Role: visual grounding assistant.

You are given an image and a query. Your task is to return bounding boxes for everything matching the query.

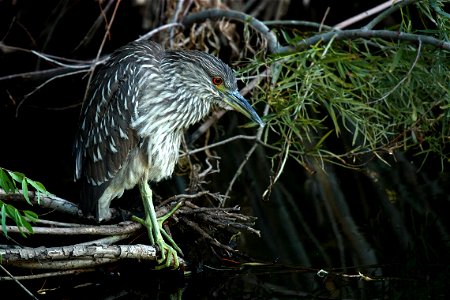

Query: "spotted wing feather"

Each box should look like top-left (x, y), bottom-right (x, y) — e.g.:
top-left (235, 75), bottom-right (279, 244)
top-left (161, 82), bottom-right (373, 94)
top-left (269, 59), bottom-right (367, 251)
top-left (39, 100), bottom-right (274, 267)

top-left (73, 41), bottom-right (163, 218)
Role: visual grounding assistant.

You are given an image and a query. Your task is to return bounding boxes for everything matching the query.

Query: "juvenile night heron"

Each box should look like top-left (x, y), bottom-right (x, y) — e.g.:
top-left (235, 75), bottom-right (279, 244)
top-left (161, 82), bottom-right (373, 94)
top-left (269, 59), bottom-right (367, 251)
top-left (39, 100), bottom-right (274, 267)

top-left (73, 40), bottom-right (264, 268)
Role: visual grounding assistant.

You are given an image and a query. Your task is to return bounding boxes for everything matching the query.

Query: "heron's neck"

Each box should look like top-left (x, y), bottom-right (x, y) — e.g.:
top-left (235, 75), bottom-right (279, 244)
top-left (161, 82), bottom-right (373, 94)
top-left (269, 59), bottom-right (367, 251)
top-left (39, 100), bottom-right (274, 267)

top-left (132, 92), bottom-right (212, 181)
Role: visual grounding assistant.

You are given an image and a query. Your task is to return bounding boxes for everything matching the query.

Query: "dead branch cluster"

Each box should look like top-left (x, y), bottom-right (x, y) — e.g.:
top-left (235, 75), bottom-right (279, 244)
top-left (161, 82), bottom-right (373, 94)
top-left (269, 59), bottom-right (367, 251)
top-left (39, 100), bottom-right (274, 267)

top-left (0, 188), bottom-right (259, 279)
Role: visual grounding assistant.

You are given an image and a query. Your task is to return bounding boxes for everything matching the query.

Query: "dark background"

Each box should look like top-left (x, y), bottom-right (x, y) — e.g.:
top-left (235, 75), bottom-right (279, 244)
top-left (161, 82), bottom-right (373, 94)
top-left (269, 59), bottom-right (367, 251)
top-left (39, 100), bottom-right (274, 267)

top-left (1, 1), bottom-right (449, 299)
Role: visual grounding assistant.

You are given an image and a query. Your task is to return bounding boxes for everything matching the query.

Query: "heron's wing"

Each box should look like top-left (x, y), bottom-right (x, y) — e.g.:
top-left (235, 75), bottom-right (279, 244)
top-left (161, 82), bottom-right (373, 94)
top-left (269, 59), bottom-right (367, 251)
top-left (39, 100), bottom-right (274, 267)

top-left (74, 65), bottom-right (140, 216)
top-left (73, 41), bottom-right (164, 216)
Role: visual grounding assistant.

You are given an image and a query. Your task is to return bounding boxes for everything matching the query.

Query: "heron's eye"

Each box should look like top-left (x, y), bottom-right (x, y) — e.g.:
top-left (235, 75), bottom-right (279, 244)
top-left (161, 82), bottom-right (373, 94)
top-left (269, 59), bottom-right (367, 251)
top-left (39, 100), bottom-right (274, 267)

top-left (212, 77), bottom-right (223, 86)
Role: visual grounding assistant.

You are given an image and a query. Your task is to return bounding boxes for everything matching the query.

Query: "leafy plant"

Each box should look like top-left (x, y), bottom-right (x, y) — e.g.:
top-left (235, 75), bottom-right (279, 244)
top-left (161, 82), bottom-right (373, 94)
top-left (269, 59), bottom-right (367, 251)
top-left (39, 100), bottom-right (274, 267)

top-left (0, 167), bottom-right (48, 237)
top-left (240, 7), bottom-right (450, 177)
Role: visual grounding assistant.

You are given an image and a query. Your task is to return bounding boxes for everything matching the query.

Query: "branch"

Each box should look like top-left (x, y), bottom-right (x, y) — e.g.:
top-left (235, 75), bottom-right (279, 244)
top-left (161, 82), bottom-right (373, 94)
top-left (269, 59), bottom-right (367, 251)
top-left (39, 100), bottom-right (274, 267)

top-left (1, 221), bottom-right (142, 236)
top-left (1, 187), bottom-right (257, 272)
top-left (0, 267), bottom-right (95, 281)
top-left (182, 134), bottom-right (260, 156)
top-left (363, 0), bottom-right (418, 30)
top-left (137, 23), bottom-right (184, 42)
top-left (0, 244), bottom-right (162, 269)
top-left (224, 104), bottom-right (269, 201)
top-left (334, 0), bottom-right (405, 29)
top-left (81, 0), bottom-right (122, 103)
top-left (0, 265), bottom-right (38, 299)
top-left (0, 189), bottom-right (80, 217)
top-left (279, 29), bottom-right (450, 53)
top-left (157, 191), bottom-right (225, 207)
top-left (0, 43), bottom-right (107, 82)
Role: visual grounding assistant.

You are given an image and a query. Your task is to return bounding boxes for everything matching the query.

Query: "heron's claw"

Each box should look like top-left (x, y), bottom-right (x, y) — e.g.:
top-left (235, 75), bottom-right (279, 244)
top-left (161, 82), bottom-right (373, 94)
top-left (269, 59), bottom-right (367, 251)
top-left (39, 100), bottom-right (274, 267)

top-left (155, 238), bottom-right (179, 270)
top-left (131, 215), bottom-right (181, 269)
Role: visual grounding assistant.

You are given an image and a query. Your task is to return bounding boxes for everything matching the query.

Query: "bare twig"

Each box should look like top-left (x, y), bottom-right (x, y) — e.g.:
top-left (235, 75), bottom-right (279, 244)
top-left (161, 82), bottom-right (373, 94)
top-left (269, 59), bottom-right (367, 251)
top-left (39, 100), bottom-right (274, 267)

top-left (335, 0), bottom-right (404, 29)
top-left (0, 265), bottom-right (38, 299)
top-left (364, 0), bottom-right (418, 30)
top-left (82, 0), bottom-right (122, 103)
top-left (0, 42), bottom-right (104, 65)
top-left (182, 134), bottom-right (261, 156)
top-left (0, 268), bottom-right (95, 281)
top-left (137, 23), bottom-right (185, 42)
top-left (75, 234), bottom-right (133, 246)
top-left (157, 190), bottom-right (221, 207)
top-left (262, 129), bottom-right (291, 200)
top-left (1, 221), bottom-right (142, 236)
top-left (30, 51), bottom-right (93, 69)
top-left (15, 69), bottom-right (88, 116)
top-left (224, 104), bottom-right (269, 201)
top-left (319, 7), bottom-right (330, 32)
top-left (72, 0), bottom-right (115, 52)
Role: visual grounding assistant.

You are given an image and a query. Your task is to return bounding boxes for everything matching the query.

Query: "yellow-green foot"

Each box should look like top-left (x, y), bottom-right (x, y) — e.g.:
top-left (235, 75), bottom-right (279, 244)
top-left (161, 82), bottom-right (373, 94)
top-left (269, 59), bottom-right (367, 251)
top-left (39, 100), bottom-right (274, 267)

top-left (155, 236), bottom-right (179, 270)
top-left (133, 181), bottom-right (184, 270)
top-left (132, 212), bottom-right (182, 269)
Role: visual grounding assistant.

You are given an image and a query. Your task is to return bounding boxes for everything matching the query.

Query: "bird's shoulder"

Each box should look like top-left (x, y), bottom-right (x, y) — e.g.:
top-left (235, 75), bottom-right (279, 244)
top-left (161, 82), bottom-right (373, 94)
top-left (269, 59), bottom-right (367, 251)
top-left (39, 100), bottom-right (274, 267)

top-left (109, 40), bottom-right (165, 68)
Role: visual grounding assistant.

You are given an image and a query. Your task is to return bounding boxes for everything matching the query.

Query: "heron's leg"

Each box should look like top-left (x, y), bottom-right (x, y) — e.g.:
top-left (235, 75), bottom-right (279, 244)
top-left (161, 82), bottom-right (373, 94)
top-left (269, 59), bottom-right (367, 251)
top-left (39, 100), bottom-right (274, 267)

top-left (138, 183), bottom-right (183, 254)
top-left (137, 181), bottom-right (180, 269)
top-left (158, 201), bottom-right (183, 255)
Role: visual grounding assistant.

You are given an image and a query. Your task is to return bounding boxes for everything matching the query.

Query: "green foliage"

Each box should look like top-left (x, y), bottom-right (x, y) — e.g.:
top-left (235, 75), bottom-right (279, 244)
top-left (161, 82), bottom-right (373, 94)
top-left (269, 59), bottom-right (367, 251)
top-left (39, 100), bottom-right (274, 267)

top-left (0, 167), bottom-right (47, 237)
top-left (242, 6), bottom-right (450, 173)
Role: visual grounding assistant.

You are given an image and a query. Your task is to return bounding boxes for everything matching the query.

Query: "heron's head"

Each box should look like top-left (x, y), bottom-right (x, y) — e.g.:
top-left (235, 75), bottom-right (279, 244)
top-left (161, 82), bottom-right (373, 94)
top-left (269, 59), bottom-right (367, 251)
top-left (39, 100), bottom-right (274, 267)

top-left (161, 50), bottom-right (264, 127)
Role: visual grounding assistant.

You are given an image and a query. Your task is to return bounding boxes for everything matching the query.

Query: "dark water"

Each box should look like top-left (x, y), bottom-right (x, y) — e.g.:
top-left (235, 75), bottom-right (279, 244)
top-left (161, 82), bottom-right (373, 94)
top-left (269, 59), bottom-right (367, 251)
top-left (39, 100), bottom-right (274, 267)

top-left (5, 261), bottom-right (448, 299)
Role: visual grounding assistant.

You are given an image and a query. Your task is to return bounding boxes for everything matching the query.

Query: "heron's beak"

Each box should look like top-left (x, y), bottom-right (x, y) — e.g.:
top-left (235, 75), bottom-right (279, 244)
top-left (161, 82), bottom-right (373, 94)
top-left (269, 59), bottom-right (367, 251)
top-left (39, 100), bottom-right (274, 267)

top-left (225, 90), bottom-right (265, 127)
